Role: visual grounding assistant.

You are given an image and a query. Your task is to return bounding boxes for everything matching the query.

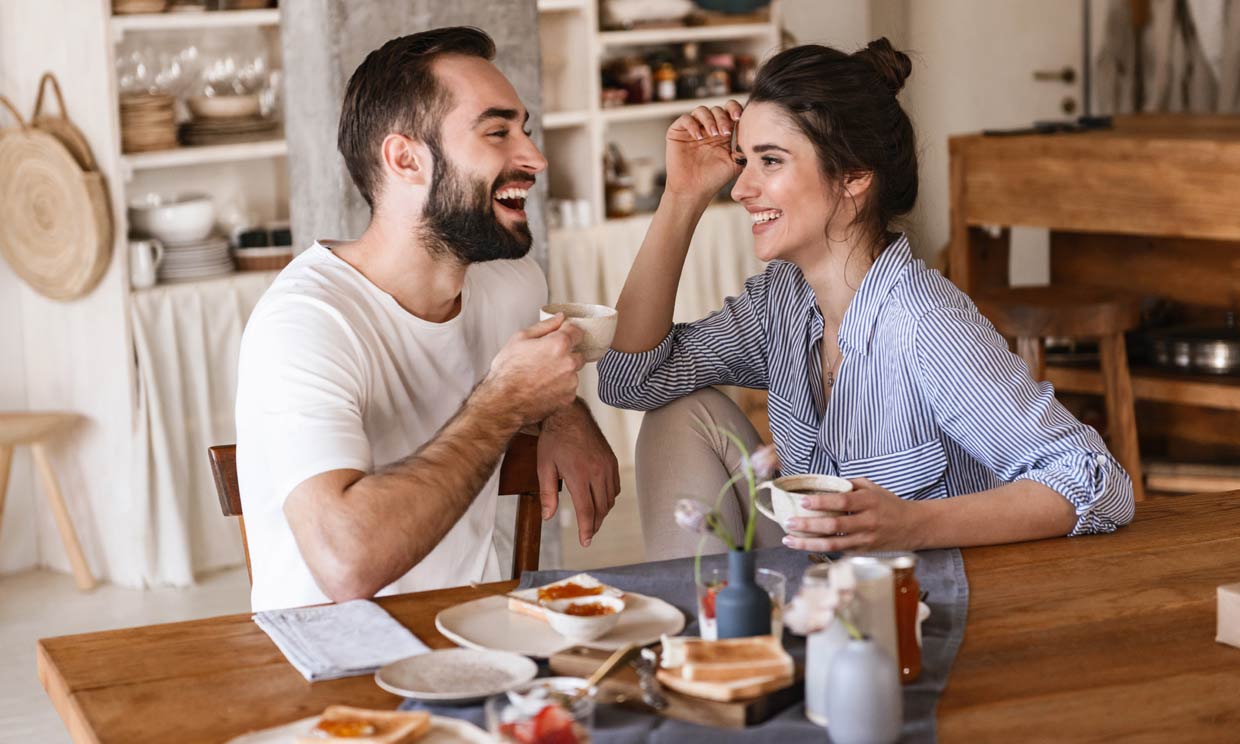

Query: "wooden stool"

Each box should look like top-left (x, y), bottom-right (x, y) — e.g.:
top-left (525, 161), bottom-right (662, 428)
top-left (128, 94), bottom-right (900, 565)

top-left (974, 288), bottom-right (1145, 501)
top-left (0, 412), bottom-right (95, 589)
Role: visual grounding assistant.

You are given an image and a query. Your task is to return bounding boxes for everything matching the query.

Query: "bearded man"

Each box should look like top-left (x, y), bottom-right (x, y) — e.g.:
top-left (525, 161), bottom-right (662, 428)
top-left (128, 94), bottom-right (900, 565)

top-left (234, 27), bottom-right (618, 612)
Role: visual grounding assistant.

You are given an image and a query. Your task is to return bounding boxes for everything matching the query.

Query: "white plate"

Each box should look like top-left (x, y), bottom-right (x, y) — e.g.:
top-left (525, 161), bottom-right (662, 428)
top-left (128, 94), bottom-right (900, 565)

top-left (435, 592), bottom-right (685, 658)
top-left (226, 713), bottom-right (490, 743)
top-left (374, 648), bottom-right (538, 703)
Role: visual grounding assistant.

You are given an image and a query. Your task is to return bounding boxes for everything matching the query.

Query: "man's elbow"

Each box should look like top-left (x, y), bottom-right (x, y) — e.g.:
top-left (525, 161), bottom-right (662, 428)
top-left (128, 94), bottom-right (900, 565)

top-left (306, 544), bottom-right (386, 604)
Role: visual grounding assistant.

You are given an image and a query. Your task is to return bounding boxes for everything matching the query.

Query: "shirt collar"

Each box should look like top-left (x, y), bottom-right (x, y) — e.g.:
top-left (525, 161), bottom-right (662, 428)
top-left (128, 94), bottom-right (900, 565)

top-left (837, 233), bottom-right (913, 356)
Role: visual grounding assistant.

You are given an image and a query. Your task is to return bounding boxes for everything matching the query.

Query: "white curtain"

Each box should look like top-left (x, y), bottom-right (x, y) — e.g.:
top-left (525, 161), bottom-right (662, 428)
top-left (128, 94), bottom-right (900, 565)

top-left (1094, 0), bottom-right (1240, 113)
top-left (129, 272), bottom-right (278, 586)
top-left (547, 202), bottom-right (767, 471)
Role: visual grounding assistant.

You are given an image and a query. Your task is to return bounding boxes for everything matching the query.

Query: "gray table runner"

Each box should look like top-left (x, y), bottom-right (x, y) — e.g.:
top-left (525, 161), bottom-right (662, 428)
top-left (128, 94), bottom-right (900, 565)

top-left (402, 547), bottom-right (968, 743)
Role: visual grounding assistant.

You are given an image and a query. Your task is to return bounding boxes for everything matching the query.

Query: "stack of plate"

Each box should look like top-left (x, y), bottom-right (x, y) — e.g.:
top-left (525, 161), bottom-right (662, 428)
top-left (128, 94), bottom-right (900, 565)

top-left (180, 116), bottom-right (279, 147)
top-left (120, 94), bottom-right (178, 153)
top-left (158, 235), bottom-right (234, 283)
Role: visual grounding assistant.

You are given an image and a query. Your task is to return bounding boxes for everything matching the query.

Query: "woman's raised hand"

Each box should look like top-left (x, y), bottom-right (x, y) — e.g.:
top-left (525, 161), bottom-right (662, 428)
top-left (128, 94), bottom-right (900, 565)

top-left (663, 99), bottom-right (744, 203)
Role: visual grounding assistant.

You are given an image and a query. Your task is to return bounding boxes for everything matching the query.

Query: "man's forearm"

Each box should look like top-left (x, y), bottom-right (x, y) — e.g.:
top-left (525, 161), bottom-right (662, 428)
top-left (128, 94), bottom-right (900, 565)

top-left (329, 383), bottom-right (524, 598)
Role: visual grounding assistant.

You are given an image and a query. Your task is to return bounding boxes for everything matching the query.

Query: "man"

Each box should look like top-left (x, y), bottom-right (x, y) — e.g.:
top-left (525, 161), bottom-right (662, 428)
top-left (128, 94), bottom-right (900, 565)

top-left (235, 27), bottom-right (619, 612)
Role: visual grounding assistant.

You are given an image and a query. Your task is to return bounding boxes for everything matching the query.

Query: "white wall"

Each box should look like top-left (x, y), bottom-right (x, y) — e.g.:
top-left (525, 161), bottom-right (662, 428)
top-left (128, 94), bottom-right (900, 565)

top-left (0, 0), bottom-right (137, 582)
top-left (782, 0), bottom-right (871, 49)
top-left (883, 0), bottom-right (1085, 280)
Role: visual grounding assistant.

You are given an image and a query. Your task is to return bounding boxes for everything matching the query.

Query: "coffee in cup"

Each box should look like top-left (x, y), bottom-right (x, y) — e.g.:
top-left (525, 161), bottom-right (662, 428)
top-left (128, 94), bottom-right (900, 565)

top-left (756, 474), bottom-right (852, 537)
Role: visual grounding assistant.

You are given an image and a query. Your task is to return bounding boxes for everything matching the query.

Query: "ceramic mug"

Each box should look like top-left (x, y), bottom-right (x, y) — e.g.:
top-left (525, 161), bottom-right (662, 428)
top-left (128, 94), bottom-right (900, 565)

top-left (755, 473), bottom-right (852, 537)
top-left (129, 238), bottom-right (164, 289)
top-left (540, 303), bottom-right (618, 363)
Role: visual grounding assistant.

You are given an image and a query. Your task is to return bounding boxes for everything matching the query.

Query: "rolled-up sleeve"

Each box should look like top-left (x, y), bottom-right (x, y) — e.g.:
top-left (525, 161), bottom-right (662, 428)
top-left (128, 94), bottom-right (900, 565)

top-left (597, 272), bottom-right (771, 411)
top-left (912, 306), bottom-right (1135, 535)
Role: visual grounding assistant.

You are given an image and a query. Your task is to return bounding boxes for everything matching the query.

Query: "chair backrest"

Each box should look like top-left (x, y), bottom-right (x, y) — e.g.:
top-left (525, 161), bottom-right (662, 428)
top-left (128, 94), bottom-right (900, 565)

top-left (207, 433), bottom-right (544, 585)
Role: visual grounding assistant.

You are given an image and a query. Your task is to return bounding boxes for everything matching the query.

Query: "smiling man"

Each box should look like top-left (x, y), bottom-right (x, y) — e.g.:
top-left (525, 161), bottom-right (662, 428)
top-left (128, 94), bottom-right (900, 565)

top-left (234, 27), bottom-right (619, 612)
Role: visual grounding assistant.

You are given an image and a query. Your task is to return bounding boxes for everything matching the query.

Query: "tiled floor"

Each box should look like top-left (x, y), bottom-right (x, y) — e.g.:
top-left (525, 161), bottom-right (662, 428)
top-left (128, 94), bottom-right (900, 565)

top-left (1, 468), bottom-right (645, 742)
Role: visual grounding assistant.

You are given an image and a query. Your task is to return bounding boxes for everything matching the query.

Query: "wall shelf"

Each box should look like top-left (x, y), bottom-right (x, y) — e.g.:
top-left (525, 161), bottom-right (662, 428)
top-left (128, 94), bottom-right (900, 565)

top-left (543, 109), bottom-right (590, 129)
top-left (537, 0), bottom-right (586, 12)
top-left (599, 22), bottom-right (775, 48)
top-left (111, 8), bottom-right (280, 39)
top-left (122, 139), bottom-right (287, 176)
top-left (1045, 363), bottom-right (1240, 412)
top-left (601, 95), bottom-right (737, 123)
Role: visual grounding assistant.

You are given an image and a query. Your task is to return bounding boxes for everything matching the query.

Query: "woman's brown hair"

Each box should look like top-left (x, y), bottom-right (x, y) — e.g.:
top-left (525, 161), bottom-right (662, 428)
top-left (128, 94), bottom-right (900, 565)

top-left (749, 38), bottom-right (917, 257)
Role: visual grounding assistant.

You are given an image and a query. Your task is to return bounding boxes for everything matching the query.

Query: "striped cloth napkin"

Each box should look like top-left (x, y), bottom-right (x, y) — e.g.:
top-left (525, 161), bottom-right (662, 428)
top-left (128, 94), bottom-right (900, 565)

top-left (253, 599), bottom-right (429, 681)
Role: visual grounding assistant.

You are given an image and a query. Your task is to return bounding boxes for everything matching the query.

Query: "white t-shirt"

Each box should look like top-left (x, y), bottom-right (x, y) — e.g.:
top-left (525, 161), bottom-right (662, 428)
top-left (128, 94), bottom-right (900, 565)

top-left (235, 242), bottom-right (546, 611)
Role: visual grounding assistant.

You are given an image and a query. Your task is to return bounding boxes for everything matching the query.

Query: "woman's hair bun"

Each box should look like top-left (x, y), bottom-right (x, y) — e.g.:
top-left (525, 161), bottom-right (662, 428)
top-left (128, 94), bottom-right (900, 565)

top-left (855, 37), bottom-right (912, 95)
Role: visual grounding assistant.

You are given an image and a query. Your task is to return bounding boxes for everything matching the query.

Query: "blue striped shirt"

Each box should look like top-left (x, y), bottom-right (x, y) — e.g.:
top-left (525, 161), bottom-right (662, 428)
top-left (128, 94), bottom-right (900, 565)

top-left (597, 234), bottom-right (1134, 536)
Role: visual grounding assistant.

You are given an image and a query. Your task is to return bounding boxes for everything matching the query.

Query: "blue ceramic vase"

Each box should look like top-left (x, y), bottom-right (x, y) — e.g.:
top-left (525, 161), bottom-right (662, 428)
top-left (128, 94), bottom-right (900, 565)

top-left (715, 549), bottom-right (771, 638)
top-left (825, 638), bottom-right (903, 744)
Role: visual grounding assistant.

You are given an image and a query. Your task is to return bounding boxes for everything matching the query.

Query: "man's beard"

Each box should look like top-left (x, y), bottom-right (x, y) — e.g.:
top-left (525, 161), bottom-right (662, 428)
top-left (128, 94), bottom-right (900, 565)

top-left (418, 143), bottom-right (532, 265)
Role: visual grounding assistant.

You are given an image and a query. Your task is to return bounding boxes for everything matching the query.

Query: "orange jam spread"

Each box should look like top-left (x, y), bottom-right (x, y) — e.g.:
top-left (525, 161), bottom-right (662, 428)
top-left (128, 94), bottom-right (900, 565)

top-left (313, 719), bottom-right (377, 737)
top-left (537, 582), bottom-right (604, 602)
top-left (563, 602), bottom-right (616, 617)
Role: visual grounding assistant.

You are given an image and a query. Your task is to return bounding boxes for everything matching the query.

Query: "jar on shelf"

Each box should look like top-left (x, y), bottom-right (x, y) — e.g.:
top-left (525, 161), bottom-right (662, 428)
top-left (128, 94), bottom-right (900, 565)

top-left (604, 143), bottom-right (637, 219)
top-left (735, 54), bottom-right (757, 92)
top-left (655, 63), bottom-right (678, 102)
top-left (704, 53), bottom-right (734, 96)
top-left (677, 42), bottom-right (708, 100)
top-left (619, 57), bottom-right (652, 105)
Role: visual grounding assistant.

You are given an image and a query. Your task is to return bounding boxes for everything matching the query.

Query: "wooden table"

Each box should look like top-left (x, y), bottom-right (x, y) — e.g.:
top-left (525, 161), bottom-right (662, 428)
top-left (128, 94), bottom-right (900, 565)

top-left (39, 491), bottom-right (1240, 743)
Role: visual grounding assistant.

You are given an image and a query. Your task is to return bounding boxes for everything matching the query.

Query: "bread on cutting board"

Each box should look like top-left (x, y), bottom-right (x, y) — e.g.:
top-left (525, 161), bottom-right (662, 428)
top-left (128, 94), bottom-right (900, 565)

top-left (657, 635), bottom-right (795, 703)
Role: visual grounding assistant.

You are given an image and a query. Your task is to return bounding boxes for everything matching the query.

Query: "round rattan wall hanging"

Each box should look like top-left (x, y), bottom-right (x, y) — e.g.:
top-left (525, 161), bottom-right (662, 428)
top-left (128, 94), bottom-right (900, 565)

top-left (0, 82), bottom-right (112, 301)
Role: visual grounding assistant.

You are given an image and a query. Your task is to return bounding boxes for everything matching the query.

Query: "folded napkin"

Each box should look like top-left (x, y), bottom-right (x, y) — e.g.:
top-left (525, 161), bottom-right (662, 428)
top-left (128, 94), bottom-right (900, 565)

top-left (253, 599), bottom-right (429, 681)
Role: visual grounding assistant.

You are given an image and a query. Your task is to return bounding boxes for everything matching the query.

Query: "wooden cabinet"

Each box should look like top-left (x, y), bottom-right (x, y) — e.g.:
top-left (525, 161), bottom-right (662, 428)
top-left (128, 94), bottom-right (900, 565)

top-left (949, 115), bottom-right (1240, 489)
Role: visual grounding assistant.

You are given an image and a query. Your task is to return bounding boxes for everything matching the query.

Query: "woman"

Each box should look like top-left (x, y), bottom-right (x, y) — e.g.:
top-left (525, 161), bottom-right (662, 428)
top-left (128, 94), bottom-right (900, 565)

top-left (597, 40), bottom-right (1134, 561)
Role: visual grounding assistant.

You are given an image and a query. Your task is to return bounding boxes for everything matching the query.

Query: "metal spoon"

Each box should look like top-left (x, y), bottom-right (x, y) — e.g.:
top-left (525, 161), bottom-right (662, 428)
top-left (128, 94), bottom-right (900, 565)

top-left (572, 642), bottom-right (639, 702)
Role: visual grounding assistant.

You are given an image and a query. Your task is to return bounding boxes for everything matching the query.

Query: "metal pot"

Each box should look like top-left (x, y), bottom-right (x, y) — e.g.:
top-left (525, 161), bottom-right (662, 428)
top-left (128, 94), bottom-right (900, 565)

top-left (1146, 323), bottom-right (1240, 375)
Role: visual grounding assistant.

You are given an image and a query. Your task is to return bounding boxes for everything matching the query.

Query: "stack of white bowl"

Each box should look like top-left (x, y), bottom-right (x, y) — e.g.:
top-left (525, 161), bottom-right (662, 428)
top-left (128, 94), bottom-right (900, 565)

top-left (128, 193), bottom-right (234, 284)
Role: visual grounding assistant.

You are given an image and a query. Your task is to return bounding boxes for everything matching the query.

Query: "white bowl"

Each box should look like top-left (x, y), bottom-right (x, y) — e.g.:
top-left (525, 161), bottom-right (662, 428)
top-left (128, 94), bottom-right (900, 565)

top-left (543, 595), bottom-right (625, 642)
top-left (128, 193), bottom-right (216, 244)
top-left (188, 94), bottom-right (260, 120)
top-left (539, 303), bottom-right (618, 363)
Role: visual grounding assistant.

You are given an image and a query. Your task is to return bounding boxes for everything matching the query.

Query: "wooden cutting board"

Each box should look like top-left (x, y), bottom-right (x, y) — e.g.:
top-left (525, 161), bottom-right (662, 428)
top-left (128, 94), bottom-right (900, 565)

top-left (548, 645), bottom-right (803, 729)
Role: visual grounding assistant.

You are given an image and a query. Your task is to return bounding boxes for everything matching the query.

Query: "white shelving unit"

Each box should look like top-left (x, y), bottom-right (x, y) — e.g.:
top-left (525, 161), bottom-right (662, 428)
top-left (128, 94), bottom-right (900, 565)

top-left (105, 7), bottom-right (289, 288)
top-left (536, 1), bottom-right (781, 225)
top-left (598, 21), bottom-right (775, 47)
top-left (121, 138), bottom-right (287, 175)
top-left (110, 7), bottom-right (279, 38)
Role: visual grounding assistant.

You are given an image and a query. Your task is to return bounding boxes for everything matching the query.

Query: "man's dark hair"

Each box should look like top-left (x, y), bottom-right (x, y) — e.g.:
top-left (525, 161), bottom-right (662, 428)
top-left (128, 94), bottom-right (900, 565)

top-left (338, 27), bottom-right (496, 210)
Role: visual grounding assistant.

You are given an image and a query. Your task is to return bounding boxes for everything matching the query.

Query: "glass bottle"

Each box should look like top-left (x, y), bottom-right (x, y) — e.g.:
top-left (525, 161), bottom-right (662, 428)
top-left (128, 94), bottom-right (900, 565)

top-left (677, 42), bottom-right (707, 100)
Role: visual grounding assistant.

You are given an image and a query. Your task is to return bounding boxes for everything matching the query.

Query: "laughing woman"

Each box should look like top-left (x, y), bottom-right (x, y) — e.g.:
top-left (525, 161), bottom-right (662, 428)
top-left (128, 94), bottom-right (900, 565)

top-left (597, 40), bottom-right (1135, 561)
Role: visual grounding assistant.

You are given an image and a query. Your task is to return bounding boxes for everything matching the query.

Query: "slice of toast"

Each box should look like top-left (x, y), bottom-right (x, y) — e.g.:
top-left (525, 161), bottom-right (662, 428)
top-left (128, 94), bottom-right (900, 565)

top-left (294, 706), bottom-right (431, 744)
top-left (656, 665), bottom-right (795, 702)
top-left (661, 635), bottom-right (793, 683)
top-left (507, 573), bottom-right (625, 622)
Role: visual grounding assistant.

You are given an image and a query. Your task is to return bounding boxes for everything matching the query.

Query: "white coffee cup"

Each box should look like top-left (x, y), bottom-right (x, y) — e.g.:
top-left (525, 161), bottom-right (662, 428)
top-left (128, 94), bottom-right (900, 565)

top-left (756, 473), bottom-right (852, 537)
top-left (129, 238), bottom-right (164, 289)
top-left (540, 302), bottom-right (618, 363)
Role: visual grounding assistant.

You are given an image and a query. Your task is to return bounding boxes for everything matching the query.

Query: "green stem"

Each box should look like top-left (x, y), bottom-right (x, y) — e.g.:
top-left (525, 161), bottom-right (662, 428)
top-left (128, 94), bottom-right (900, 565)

top-left (719, 429), bottom-right (760, 551)
top-left (694, 536), bottom-right (706, 586)
top-left (705, 513), bottom-right (737, 551)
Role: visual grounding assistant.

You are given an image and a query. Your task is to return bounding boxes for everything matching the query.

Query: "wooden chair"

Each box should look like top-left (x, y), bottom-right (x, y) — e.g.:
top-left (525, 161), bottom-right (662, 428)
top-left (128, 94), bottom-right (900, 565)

top-left (975, 287), bottom-right (1145, 501)
top-left (0, 412), bottom-right (95, 590)
top-left (207, 433), bottom-right (545, 584)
